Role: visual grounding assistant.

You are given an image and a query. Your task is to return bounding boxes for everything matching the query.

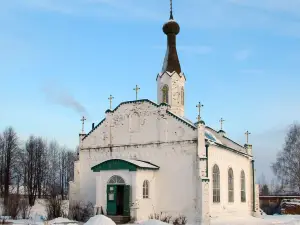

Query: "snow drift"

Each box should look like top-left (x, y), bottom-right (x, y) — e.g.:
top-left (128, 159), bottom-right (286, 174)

top-left (84, 215), bottom-right (116, 225)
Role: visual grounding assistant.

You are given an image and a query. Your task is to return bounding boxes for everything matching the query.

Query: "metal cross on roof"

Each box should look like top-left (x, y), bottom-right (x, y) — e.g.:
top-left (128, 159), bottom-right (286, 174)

top-left (219, 118), bottom-right (225, 130)
top-left (133, 85), bottom-right (140, 100)
top-left (108, 94), bottom-right (114, 110)
top-left (196, 102), bottom-right (204, 122)
top-left (245, 130), bottom-right (251, 144)
top-left (170, 0), bottom-right (174, 19)
top-left (80, 116), bottom-right (86, 133)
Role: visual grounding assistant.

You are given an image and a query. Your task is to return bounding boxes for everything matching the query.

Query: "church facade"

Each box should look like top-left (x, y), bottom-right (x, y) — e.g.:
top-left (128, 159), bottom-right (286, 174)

top-left (69, 6), bottom-right (259, 225)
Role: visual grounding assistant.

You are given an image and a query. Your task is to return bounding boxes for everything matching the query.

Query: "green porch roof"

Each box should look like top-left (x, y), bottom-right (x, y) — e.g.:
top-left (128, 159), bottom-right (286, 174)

top-left (91, 158), bottom-right (160, 172)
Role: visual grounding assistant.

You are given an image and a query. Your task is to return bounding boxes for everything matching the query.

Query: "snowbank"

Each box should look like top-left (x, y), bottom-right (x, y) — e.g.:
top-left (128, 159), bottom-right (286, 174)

top-left (48, 217), bottom-right (77, 225)
top-left (84, 215), bottom-right (116, 225)
top-left (139, 220), bottom-right (169, 225)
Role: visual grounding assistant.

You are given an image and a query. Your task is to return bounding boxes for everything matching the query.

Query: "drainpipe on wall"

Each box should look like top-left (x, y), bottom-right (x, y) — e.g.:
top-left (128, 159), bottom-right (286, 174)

top-left (205, 141), bottom-right (209, 178)
top-left (252, 159), bottom-right (255, 212)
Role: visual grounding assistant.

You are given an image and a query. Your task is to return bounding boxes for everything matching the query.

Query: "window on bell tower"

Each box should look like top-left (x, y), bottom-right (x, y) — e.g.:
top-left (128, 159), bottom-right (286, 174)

top-left (162, 85), bottom-right (169, 104)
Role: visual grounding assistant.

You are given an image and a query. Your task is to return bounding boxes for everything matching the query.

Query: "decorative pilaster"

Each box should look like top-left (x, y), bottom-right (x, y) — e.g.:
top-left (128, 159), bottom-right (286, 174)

top-left (195, 121), bottom-right (210, 225)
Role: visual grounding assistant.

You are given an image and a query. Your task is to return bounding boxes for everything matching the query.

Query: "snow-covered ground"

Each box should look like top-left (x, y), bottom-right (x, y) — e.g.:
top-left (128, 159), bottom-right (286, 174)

top-left (127, 215), bottom-right (300, 225)
top-left (2, 199), bottom-right (300, 225)
top-left (4, 214), bottom-right (300, 225)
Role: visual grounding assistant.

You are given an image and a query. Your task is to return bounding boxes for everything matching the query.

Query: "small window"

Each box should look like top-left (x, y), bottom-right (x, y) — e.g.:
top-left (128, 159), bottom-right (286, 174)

top-left (241, 170), bottom-right (246, 202)
top-left (162, 85), bottom-right (169, 104)
top-left (143, 180), bottom-right (149, 199)
top-left (228, 168), bottom-right (234, 202)
top-left (212, 164), bottom-right (220, 203)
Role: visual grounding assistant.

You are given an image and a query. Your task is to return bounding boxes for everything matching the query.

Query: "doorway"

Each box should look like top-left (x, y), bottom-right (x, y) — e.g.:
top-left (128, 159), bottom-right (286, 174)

top-left (116, 185), bottom-right (124, 215)
top-left (106, 175), bottom-right (130, 216)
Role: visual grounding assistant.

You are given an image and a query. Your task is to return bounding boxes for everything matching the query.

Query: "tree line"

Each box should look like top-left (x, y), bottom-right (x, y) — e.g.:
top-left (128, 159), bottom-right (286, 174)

top-left (0, 126), bottom-right (76, 209)
top-left (258, 122), bottom-right (300, 196)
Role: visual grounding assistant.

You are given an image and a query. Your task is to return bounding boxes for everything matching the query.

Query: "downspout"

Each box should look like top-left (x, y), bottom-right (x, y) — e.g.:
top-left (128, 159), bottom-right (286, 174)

top-left (252, 159), bottom-right (255, 212)
top-left (205, 142), bottom-right (209, 178)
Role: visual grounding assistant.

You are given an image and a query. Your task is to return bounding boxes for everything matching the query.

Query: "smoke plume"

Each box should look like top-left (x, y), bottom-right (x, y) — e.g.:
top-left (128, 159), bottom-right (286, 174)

top-left (42, 82), bottom-right (89, 117)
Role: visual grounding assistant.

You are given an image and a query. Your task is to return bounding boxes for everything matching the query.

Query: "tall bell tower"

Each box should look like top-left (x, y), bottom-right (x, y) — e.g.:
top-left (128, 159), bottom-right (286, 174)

top-left (156, 0), bottom-right (186, 117)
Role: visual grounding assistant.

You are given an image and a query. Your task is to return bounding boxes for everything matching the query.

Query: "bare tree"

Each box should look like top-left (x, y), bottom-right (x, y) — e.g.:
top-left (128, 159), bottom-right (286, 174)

top-left (272, 123), bottom-right (300, 192)
top-left (0, 127), bottom-right (19, 209)
top-left (23, 136), bottom-right (47, 206)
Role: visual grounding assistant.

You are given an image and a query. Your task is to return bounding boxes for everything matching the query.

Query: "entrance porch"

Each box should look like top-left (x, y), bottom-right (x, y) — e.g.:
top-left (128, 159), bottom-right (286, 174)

top-left (91, 158), bottom-right (159, 222)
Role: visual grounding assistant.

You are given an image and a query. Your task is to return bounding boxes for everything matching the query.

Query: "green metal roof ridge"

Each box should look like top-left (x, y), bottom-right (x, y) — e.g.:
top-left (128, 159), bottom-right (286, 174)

top-left (91, 158), bottom-right (159, 172)
top-left (106, 99), bottom-right (164, 113)
top-left (83, 99), bottom-right (168, 140)
top-left (166, 110), bottom-right (197, 130)
top-left (82, 118), bottom-right (106, 140)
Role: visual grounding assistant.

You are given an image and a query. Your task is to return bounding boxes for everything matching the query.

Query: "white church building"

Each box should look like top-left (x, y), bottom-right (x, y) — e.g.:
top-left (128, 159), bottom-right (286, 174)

top-left (69, 4), bottom-right (260, 224)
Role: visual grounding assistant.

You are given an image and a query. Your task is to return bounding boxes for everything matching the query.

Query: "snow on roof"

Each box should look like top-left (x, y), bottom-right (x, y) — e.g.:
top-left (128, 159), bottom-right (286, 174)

top-left (205, 127), bottom-right (247, 153)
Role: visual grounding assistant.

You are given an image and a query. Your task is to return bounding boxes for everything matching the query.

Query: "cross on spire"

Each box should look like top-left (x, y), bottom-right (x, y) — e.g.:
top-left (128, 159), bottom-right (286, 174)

top-left (245, 130), bottom-right (251, 144)
top-left (170, 0), bottom-right (173, 19)
top-left (80, 116), bottom-right (86, 133)
top-left (133, 85), bottom-right (140, 100)
top-left (108, 94), bottom-right (114, 110)
top-left (219, 118), bottom-right (225, 130)
top-left (196, 102), bottom-right (204, 122)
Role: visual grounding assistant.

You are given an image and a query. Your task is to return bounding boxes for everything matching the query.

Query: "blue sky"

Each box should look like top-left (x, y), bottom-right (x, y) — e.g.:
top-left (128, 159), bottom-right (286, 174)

top-left (1, 0), bottom-right (300, 182)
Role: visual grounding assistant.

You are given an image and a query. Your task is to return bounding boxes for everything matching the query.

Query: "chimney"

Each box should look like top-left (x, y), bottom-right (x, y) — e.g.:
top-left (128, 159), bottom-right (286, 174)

top-left (92, 123), bottom-right (95, 129)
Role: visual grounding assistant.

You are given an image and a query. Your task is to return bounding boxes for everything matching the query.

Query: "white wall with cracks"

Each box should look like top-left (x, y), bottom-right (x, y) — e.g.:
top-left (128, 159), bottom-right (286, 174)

top-left (69, 100), bottom-right (256, 223)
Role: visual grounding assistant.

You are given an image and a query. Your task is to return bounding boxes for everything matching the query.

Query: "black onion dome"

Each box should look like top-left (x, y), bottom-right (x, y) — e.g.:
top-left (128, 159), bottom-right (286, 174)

top-left (163, 19), bottom-right (180, 35)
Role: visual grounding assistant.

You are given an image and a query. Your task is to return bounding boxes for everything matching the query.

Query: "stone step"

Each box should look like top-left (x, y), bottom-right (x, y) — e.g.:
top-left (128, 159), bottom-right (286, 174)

top-left (107, 216), bottom-right (131, 224)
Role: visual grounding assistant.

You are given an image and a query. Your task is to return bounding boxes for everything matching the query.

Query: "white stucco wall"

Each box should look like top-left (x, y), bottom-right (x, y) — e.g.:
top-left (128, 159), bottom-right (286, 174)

top-left (70, 100), bottom-right (255, 223)
top-left (208, 144), bottom-right (253, 217)
top-left (77, 101), bottom-right (198, 222)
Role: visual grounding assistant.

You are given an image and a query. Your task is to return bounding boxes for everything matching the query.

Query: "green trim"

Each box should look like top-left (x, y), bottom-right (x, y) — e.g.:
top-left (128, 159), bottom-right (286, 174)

top-left (83, 118), bottom-right (106, 140)
top-left (83, 99), bottom-right (196, 140)
top-left (166, 111), bottom-right (197, 130)
top-left (195, 120), bottom-right (205, 125)
top-left (91, 159), bottom-right (159, 172)
top-left (202, 178), bottom-right (210, 182)
top-left (252, 160), bottom-right (255, 212)
top-left (199, 157), bottom-right (207, 160)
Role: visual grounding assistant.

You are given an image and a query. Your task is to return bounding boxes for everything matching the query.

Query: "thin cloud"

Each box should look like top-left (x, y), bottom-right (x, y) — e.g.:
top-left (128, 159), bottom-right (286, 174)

top-left (240, 69), bottom-right (264, 74)
top-left (234, 49), bottom-right (251, 61)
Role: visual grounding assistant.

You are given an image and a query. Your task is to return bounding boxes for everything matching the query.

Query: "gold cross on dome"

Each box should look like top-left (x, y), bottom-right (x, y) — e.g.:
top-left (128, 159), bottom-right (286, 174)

top-left (196, 102), bottom-right (204, 122)
top-left (133, 85), bottom-right (140, 100)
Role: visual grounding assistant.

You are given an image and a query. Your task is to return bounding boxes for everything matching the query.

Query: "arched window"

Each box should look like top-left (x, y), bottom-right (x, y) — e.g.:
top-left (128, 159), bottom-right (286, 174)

top-left (143, 180), bottom-right (149, 198)
top-left (162, 85), bottom-right (169, 104)
top-left (108, 175), bottom-right (125, 185)
top-left (181, 87), bottom-right (184, 105)
top-left (241, 170), bottom-right (246, 202)
top-left (212, 164), bottom-right (220, 203)
top-left (130, 112), bottom-right (140, 132)
top-left (228, 168), bottom-right (234, 202)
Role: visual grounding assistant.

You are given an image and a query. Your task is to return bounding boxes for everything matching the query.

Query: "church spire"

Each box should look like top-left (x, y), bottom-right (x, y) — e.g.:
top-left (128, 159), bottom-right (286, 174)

top-left (161, 0), bottom-right (181, 74)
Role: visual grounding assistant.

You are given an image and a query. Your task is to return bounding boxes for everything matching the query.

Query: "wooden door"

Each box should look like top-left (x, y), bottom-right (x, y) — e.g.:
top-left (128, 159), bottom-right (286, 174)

top-left (107, 185), bottom-right (117, 215)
